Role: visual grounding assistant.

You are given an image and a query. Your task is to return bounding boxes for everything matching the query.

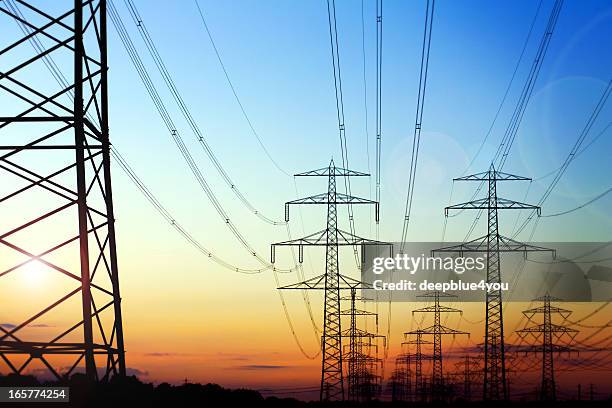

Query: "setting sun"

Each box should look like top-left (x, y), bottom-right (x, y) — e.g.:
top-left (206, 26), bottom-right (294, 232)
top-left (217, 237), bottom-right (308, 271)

top-left (20, 260), bottom-right (46, 287)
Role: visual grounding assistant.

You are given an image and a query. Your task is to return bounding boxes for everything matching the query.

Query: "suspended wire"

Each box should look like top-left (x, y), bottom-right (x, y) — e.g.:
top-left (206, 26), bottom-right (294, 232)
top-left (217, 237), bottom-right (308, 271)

top-left (462, 0), bottom-right (543, 175)
top-left (375, 0), bottom-right (383, 238)
top-left (450, 0), bottom-right (564, 244)
top-left (541, 185), bottom-right (612, 217)
top-left (451, 1), bottom-right (565, 312)
top-left (360, 0), bottom-right (372, 182)
top-left (326, 0), bottom-right (360, 268)
top-left (565, 300), bottom-right (612, 326)
top-left (121, 0), bottom-right (284, 225)
top-left (108, 2), bottom-right (326, 355)
top-left (495, 0), bottom-right (564, 170)
top-left (360, 0), bottom-right (375, 239)
top-left (110, 147), bottom-right (276, 274)
top-left (534, 121), bottom-right (612, 181)
top-left (399, 0), bottom-right (435, 250)
top-left (4, 0), bottom-right (281, 276)
top-left (272, 270), bottom-right (321, 360)
top-left (439, 183), bottom-right (453, 242)
top-left (13, 0), bottom-right (317, 357)
top-left (504, 85), bottom-right (610, 316)
top-left (188, 0), bottom-right (321, 337)
top-left (192, 0), bottom-right (291, 177)
top-left (513, 79), bottom-right (611, 237)
top-left (108, 2), bottom-right (294, 272)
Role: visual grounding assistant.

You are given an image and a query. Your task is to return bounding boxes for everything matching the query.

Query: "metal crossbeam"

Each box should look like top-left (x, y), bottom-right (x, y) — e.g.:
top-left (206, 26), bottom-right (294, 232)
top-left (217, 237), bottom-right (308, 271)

top-left (0, 0), bottom-right (126, 381)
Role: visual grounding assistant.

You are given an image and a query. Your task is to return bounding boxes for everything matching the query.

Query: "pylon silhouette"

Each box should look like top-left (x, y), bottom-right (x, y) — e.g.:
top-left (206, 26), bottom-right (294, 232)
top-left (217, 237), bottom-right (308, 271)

top-left (516, 294), bottom-right (578, 401)
top-left (434, 165), bottom-right (554, 400)
top-left (271, 160), bottom-right (390, 401)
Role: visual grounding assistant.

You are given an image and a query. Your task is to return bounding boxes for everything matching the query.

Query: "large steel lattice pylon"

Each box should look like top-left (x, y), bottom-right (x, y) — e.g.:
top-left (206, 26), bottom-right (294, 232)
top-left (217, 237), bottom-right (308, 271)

top-left (516, 294), bottom-right (578, 401)
top-left (407, 291), bottom-right (468, 399)
top-left (0, 0), bottom-right (126, 380)
top-left (271, 160), bottom-right (390, 401)
top-left (434, 165), bottom-right (554, 400)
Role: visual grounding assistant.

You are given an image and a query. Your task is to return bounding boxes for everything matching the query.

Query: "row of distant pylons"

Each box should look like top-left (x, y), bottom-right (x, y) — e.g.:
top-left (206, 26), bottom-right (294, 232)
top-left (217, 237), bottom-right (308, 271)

top-left (271, 160), bottom-right (579, 402)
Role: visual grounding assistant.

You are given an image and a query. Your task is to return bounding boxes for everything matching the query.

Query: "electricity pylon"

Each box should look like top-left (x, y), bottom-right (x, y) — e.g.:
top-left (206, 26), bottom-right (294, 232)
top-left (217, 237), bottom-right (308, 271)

top-left (408, 291), bottom-right (468, 398)
top-left (516, 294), bottom-right (578, 401)
top-left (391, 352), bottom-right (412, 402)
top-left (434, 165), bottom-right (554, 400)
top-left (0, 0), bottom-right (125, 380)
top-left (403, 329), bottom-right (432, 400)
top-left (454, 355), bottom-right (482, 400)
top-left (340, 290), bottom-right (383, 402)
top-left (271, 160), bottom-right (390, 401)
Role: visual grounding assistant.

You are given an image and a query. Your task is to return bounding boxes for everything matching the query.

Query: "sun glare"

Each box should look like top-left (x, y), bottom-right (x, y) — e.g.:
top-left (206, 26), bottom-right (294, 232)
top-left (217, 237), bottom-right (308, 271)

top-left (21, 260), bottom-right (46, 286)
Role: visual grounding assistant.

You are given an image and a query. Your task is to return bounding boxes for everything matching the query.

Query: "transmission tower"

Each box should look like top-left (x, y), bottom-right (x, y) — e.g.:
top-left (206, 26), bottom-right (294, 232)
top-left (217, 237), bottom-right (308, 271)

top-left (391, 352), bottom-right (412, 402)
top-left (407, 291), bottom-right (468, 398)
top-left (0, 0), bottom-right (125, 380)
top-left (340, 290), bottom-right (383, 402)
top-left (434, 165), bottom-right (554, 400)
top-left (454, 355), bottom-right (482, 400)
top-left (516, 294), bottom-right (578, 401)
top-left (271, 160), bottom-right (390, 401)
top-left (403, 329), bottom-right (432, 401)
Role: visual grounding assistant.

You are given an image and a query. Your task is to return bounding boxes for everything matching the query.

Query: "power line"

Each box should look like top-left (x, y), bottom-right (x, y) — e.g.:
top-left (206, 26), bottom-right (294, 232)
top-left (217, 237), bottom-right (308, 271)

top-left (462, 0), bottom-right (543, 174)
top-left (108, 1), bottom-right (292, 272)
top-left (534, 121), bottom-right (612, 181)
top-left (495, 0), bottom-right (564, 170)
top-left (121, 0), bottom-right (284, 225)
top-left (111, 147), bottom-right (277, 274)
top-left (399, 0), bottom-right (436, 248)
top-left (326, 0), bottom-right (360, 268)
top-left (360, 0), bottom-right (371, 180)
top-left (187, 0), bottom-right (321, 338)
top-left (4, 0), bottom-right (288, 277)
top-left (457, 0), bottom-right (563, 243)
top-left (107, 1), bottom-right (324, 358)
top-left (375, 0), bottom-right (383, 238)
top-left (192, 0), bottom-right (291, 177)
top-left (513, 79), bottom-right (611, 236)
top-left (541, 185), bottom-right (612, 217)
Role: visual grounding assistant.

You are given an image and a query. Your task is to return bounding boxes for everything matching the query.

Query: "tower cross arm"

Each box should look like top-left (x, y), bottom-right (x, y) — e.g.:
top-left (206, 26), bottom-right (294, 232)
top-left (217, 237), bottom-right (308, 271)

top-left (285, 193), bottom-right (379, 222)
top-left (417, 324), bottom-right (470, 336)
top-left (444, 198), bottom-right (541, 216)
top-left (270, 229), bottom-right (392, 263)
top-left (517, 323), bottom-right (579, 334)
top-left (412, 305), bottom-right (464, 314)
top-left (431, 234), bottom-right (555, 257)
top-left (522, 306), bottom-right (573, 319)
top-left (294, 165), bottom-right (370, 177)
top-left (453, 169), bottom-right (531, 182)
top-left (277, 273), bottom-right (373, 291)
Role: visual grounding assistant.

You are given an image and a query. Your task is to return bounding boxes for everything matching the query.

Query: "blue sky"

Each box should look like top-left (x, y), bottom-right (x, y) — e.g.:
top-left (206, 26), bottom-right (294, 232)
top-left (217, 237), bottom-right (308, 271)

top-left (100, 0), bottom-right (612, 258)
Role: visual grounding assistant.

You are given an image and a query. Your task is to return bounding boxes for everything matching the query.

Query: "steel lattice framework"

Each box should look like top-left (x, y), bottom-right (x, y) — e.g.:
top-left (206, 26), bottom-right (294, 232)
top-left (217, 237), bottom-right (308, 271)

top-left (271, 160), bottom-right (390, 401)
top-left (454, 355), bottom-right (482, 401)
top-left (0, 0), bottom-right (126, 380)
top-left (340, 290), bottom-right (383, 402)
top-left (391, 352), bottom-right (412, 402)
top-left (407, 291), bottom-right (468, 399)
top-left (516, 294), bottom-right (578, 401)
top-left (403, 329), bottom-right (432, 401)
top-left (434, 165), bottom-right (554, 400)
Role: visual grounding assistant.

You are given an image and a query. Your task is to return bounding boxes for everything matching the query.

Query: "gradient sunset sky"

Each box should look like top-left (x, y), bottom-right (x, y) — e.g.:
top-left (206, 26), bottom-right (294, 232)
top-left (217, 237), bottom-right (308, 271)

top-left (1, 0), bottom-right (611, 399)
